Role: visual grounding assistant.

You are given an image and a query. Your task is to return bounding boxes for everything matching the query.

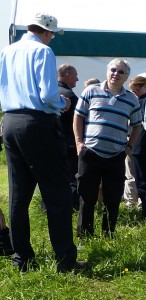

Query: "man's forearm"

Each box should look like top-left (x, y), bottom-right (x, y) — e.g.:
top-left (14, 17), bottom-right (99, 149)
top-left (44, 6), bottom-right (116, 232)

top-left (73, 113), bottom-right (84, 154)
top-left (128, 124), bottom-right (141, 147)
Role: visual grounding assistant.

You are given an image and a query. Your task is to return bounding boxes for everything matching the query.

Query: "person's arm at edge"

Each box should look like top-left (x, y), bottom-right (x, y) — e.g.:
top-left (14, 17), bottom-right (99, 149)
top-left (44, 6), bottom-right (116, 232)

top-left (73, 113), bottom-right (85, 155)
top-left (125, 124), bottom-right (141, 155)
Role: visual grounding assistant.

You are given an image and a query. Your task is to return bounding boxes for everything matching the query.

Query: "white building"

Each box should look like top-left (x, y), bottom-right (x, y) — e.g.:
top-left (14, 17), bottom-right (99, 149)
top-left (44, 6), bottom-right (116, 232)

top-left (1, 0), bottom-right (146, 95)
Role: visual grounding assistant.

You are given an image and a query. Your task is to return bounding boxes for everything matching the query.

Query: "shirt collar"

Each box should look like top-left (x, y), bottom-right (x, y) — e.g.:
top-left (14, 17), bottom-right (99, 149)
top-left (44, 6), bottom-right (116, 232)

top-left (58, 81), bottom-right (71, 91)
top-left (21, 32), bottom-right (43, 44)
top-left (102, 80), bottom-right (126, 96)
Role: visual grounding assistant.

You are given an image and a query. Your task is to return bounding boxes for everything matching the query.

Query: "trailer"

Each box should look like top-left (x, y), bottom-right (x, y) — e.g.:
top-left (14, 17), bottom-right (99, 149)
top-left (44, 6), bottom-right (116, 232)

top-left (14, 26), bottom-right (146, 95)
top-left (2, 0), bottom-right (146, 96)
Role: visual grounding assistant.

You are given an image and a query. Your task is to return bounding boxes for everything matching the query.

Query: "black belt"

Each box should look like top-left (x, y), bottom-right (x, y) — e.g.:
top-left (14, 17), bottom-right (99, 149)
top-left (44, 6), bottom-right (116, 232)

top-left (5, 109), bottom-right (57, 117)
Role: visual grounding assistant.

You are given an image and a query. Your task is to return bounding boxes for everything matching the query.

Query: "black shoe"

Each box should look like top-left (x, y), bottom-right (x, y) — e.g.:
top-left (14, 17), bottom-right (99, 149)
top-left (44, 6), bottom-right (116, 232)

top-left (12, 257), bottom-right (39, 273)
top-left (73, 261), bottom-right (88, 274)
top-left (57, 260), bottom-right (88, 274)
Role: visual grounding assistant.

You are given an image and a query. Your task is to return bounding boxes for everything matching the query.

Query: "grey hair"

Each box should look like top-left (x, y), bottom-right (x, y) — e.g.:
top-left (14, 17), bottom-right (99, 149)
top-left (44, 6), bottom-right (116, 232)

top-left (107, 58), bottom-right (131, 76)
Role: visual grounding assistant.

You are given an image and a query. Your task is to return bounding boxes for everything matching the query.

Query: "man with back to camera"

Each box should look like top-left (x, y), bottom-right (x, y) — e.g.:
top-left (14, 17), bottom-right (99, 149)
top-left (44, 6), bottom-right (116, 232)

top-left (0, 12), bottom-right (87, 272)
top-left (58, 64), bottom-right (79, 210)
top-left (73, 58), bottom-right (142, 238)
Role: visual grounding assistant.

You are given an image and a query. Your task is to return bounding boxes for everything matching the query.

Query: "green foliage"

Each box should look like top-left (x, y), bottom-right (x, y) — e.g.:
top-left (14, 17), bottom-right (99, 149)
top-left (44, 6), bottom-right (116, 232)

top-left (0, 113), bottom-right (6, 165)
top-left (0, 146), bottom-right (7, 165)
top-left (0, 166), bottom-right (146, 299)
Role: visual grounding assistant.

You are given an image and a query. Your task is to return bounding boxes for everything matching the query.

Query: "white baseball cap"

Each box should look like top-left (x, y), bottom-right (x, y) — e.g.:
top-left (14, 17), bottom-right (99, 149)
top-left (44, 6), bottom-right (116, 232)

top-left (28, 13), bottom-right (64, 35)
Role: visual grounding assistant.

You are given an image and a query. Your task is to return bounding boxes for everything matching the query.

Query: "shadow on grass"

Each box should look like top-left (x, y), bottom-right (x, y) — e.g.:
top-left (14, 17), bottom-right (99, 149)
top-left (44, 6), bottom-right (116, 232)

top-left (82, 238), bottom-right (146, 280)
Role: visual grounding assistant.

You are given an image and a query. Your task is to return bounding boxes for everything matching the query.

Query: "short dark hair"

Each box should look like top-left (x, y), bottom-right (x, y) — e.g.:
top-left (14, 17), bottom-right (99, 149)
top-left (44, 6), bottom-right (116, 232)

top-left (28, 25), bottom-right (47, 34)
top-left (58, 64), bottom-right (76, 77)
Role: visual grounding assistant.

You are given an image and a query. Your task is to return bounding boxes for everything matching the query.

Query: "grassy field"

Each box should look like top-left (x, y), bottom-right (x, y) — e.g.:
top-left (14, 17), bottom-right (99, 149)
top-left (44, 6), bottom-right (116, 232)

top-left (0, 148), bottom-right (146, 300)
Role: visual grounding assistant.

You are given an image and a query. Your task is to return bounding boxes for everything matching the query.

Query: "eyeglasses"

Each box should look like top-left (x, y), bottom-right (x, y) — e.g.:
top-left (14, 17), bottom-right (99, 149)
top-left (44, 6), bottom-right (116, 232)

top-left (50, 31), bottom-right (55, 39)
top-left (110, 67), bottom-right (127, 75)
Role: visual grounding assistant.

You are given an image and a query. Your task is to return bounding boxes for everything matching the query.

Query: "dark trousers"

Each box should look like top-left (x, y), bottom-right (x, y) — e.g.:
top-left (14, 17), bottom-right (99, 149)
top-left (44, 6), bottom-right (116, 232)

top-left (133, 154), bottom-right (146, 218)
top-left (77, 148), bottom-right (125, 235)
top-left (3, 110), bottom-right (77, 268)
top-left (67, 147), bottom-right (79, 210)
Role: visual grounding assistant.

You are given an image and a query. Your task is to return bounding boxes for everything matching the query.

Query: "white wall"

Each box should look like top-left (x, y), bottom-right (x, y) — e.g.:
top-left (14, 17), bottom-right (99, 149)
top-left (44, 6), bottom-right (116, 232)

top-left (1, 0), bottom-right (146, 97)
top-left (15, 0), bottom-right (146, 33)
top-left (0, 0), bottom-right (12, 53)
top-left (56, 56), bottom-right (146, 96)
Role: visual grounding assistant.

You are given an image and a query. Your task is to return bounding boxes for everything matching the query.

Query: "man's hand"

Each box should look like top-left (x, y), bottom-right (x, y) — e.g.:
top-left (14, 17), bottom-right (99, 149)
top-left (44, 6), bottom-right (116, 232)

top-left (125, 145), bottom-right (133, 156)
top-left (61, 96), bottom-right (71, 112)
top-left (0, 209), bottom-right (6, 231)
top-left (76, 142), bottom-right (85, 155)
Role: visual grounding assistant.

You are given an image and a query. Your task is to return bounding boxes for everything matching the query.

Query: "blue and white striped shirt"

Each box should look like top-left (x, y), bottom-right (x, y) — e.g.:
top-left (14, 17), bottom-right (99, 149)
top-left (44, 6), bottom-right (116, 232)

top-left (0, 33), bottom-right (66, 115)
top-left (75, 81), bottom-right (142, 158)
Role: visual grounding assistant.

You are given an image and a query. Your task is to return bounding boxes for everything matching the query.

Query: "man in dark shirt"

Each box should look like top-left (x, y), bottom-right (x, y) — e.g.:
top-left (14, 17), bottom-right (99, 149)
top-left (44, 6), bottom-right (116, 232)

top-left (58, 64), bottom-right (79, 210)
top-left (129, 74), bottom-right (146, 219)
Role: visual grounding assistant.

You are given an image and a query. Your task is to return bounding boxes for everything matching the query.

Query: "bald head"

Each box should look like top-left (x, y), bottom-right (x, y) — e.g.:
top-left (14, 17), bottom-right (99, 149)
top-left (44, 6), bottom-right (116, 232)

top-left (58, 64), bottom-right (79, 89)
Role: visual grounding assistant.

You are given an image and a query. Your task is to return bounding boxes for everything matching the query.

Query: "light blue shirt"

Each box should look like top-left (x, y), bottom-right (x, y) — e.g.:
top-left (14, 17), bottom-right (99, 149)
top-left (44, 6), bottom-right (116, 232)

top-left (0, 33), bottom-right (66, 115)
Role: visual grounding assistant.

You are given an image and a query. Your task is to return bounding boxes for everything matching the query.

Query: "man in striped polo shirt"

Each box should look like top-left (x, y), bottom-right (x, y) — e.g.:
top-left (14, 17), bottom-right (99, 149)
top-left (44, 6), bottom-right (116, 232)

top-left (73, 58), bottom-right (142, 238)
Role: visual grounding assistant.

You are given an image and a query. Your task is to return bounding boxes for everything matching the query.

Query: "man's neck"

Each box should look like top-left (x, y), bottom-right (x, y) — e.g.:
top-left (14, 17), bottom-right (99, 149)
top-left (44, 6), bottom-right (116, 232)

top-left (58, 80), bottom-right (71, 89)
top-left (106, 82), bottom-right (122, 96)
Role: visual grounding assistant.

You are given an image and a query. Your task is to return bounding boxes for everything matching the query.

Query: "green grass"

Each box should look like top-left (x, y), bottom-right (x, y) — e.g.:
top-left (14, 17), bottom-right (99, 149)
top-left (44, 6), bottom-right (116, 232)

top-left (0, 150), bottom-right (146, 299)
